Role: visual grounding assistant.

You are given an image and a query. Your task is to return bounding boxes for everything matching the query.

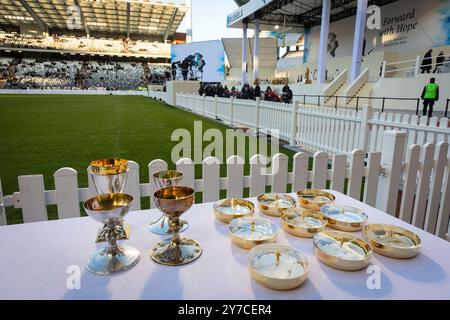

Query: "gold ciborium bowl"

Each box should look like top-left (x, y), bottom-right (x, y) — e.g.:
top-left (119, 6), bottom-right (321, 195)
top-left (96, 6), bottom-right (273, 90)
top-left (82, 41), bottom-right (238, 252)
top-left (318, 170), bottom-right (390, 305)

top-left (153, 170), bottom-right (184, 188)
top-left (297, 189), bottom-right (335, 211)
top-left (89, 158), bottom-right (129, 194)
top-left (84, 193), bottom-right (133, 223)
top-left (150, 186), bottom-right (202, 266)
top-left (149, 170), bottom-right (189, 235)
top-left (84, 193), bottom-right (140, 275)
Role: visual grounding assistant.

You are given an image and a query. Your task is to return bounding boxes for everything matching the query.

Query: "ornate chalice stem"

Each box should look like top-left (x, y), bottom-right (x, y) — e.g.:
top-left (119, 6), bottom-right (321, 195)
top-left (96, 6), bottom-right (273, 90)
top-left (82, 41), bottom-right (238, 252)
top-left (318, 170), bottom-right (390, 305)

top-left (106, 220), bottom-right (119, 256)
top-left (170, 217), bottom-right (181, 246)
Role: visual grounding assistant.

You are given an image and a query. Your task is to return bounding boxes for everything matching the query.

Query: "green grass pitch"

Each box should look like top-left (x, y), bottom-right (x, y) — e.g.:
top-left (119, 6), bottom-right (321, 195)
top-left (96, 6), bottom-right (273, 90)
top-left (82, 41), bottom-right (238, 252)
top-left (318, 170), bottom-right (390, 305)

top-left (0, 94), bottom-right (302, 224)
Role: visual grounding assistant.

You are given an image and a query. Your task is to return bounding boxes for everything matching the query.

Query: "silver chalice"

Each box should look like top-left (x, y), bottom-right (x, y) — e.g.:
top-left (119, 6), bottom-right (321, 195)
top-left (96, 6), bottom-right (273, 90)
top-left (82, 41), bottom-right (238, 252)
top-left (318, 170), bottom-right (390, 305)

top-left (149, 170), bottom-right (189, 235)
top-left (84, 193), bottom-right (140, 275)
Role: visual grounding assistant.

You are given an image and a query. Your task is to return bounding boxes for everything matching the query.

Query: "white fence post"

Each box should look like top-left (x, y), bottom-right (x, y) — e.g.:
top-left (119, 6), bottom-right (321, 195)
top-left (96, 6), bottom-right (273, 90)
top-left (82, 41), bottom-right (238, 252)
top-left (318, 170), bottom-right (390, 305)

top-left (214, 95), bottom-right (218, 119)
top-left (255, 97), bottom-right (260, 134)
top-left (202, 157), bottom-right (221, 202)
top-left (414, 55), bottom-right (421, 76)
top-left (230, 96), bottom-right (235, 127)
top-left (375, 130), bottom-right (407, 215)
top-left (359, 105), bottom-right (371, 151)
top-left (124, 161), bottom-right (141, 211)
top-left (0, 178), bottom-right (6, 226)
top-left (290, 101), bottom-right (299, 146)
top-left (54, 168), bottom-right (80, 219)
top-left (18, 175), bottom-right (48, 223)
top-left (202, 94), bottom-right (206, 116)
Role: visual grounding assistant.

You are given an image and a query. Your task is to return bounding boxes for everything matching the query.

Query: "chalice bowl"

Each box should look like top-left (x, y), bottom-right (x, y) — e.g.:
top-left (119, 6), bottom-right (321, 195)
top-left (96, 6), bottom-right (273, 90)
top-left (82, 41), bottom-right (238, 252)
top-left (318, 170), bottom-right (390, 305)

top-left (150, 186), bottom-right (202, 266)
top-left (89, 158), bottom-right (129, 242)
top-left (84, 193), bottom-right (140, 275)
top-left (90, 158), bottom-right (129, 194)
top-left (150, 170), bottom-right (189, 235)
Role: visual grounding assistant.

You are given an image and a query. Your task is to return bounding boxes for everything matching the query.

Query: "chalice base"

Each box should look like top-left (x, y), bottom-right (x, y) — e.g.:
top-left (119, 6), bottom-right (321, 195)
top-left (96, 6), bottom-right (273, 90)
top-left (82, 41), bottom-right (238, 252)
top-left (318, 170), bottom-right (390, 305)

top-left (86, 245), bottom-right (140, 275)
top-left (149, 214), bottom-right (189, 235)
top-left (150, 238), bottom-right (202, 266)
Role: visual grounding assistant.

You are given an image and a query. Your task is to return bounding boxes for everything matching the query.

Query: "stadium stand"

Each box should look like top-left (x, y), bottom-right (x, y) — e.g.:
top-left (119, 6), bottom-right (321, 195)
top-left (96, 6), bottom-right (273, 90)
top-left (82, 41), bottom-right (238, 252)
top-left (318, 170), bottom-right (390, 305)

top-left (0, 32), bottom-right (171, 57)
top-left (0, 0), bottom-right (187, 90)
top-left (0, 57), bottom-right (170, 90)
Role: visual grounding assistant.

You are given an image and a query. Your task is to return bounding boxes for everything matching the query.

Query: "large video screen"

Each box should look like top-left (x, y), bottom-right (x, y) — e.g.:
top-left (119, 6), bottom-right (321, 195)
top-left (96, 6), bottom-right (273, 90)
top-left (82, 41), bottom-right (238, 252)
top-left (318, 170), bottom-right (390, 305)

top-left (171, 40), bottom-right (225, 83)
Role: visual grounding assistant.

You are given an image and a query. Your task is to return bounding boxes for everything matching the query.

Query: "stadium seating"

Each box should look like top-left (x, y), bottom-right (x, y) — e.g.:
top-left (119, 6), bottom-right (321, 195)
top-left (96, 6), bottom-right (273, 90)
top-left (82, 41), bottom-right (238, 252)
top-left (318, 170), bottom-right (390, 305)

top-left (0, 32), bottom-right (170, 57)
top-left (0, 57), bottom-right (171, 90)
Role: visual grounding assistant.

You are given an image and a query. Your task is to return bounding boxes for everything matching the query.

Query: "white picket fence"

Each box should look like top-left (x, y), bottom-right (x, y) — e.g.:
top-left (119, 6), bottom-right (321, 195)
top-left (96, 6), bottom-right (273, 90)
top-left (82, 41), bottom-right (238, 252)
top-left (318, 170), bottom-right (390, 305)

top-left (1, 131), bottom-right (449, 241)
top-left (176, 93), bottom-right (450, 158)
top-left (148, 90), bottom-right (168, 103)
top-left (177, 93), bottom-right (294, 141)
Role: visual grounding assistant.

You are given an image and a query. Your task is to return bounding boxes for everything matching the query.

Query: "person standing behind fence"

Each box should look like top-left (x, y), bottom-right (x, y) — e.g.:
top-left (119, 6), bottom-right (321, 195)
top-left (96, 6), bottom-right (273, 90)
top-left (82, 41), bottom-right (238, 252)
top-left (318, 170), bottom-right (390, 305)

top-left (421, 77), bottom-right (439, 118)
top-left (421, 49), bottom-right (433, 74)
top-left (282, 85), bottom-right (293, 104)
top-left (433, 51), bottom-right (445, 73)
top-left (254, 79), bottom-right (261, 100)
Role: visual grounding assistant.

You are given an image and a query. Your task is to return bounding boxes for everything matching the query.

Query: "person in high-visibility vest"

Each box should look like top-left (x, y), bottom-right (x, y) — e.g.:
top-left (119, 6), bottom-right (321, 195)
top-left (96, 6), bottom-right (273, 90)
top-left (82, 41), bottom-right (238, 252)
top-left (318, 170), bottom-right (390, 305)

top-left (421, 78), bottom-right (439, 118)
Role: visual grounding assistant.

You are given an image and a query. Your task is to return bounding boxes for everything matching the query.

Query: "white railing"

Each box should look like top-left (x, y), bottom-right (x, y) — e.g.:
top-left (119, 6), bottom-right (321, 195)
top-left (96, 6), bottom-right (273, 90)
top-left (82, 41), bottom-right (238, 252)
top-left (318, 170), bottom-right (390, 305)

top-left (368, 112), bottom-right (450, 155)
top-left (294, 106), bottom-right (365, 155)
top-left (382, 53), bottom-right (450, 78)
top-left (1, 131), bottom-right (449, 240)
top-left (177, 94), bottom-right (294, 141)
top-left (176, 93), bottom-right (450, 157)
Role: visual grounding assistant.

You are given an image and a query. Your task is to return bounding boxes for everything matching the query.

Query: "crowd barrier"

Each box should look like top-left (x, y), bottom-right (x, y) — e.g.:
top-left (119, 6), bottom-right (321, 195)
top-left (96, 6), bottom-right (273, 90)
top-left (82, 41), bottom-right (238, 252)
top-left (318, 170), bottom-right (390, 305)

top-left (176, 93), bottom-right (450, 158)
top-left (1, 131), bottom-right (449, 241)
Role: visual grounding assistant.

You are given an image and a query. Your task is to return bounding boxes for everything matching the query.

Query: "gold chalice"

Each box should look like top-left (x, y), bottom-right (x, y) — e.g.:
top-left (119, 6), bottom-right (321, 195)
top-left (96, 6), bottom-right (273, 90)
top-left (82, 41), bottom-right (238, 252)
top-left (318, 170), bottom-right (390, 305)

top-left (90, 159), bottom-right (129, 194)
top-left (89, 158), bottom-right (130, 242)
top-left (150, 186), bottom-right (202, 266)
top-left (150, 170), bottom-right (189, 235)
top-left (84, 193), bottom-right (140, 275)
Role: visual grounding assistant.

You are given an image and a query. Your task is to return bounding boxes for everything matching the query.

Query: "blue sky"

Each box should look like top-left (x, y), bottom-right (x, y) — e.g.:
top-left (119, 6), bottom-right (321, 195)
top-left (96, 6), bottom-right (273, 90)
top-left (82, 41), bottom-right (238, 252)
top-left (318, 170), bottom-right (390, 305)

top-left (174, 0), bottom-right (250, 41)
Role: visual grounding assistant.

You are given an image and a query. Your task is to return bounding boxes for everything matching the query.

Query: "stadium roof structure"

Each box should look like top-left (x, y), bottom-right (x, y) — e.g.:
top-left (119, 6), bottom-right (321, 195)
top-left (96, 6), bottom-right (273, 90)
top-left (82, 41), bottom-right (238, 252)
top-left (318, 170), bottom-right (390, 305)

top-left (222, 37), bottom-right (277, 70)
top-left (0, 0), bottom-right (188, 39)
top-left (227, 0), bottom-right (399, 30)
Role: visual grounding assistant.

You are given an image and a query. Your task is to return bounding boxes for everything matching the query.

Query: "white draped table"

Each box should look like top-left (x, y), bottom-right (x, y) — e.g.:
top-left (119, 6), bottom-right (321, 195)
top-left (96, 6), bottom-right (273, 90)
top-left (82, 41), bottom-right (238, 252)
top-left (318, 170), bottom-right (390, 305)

top-left (1, 191), bottom-right (450, 300)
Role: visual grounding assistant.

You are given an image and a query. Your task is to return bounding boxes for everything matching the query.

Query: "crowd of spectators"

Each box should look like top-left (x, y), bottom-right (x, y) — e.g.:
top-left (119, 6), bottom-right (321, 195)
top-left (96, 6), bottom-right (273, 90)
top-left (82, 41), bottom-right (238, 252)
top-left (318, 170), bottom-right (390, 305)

top-left (0, 57), bottom-right (171, 90)
top-left (198, 80), bottom-right (294, 103)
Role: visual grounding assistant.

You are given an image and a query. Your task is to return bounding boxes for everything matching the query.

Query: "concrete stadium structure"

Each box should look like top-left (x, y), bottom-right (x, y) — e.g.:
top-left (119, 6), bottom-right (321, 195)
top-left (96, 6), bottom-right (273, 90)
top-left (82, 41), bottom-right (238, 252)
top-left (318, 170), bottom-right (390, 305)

top-left (225, 0), bottom-right (450, 112)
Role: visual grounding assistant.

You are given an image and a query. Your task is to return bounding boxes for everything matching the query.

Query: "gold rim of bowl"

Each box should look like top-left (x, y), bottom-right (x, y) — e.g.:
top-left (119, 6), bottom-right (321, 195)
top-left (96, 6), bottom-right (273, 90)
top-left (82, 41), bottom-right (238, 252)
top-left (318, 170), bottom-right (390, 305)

top-left (229, 217), bottom-right (278, 250)
top-left (90, 158), bottom-right (128, 175)
top-left (248, 244), bottom-right (309, 291)
top-left (296, 189), bottom-right (336, 211)
top-left (320, 204), bottom-right (368, 232)
top-left (153, 170), bottom-right (183, 180)
top-left (313, 231), bottom-right (372, 271)
top-left (363, 224), bottom-right (421, 259)
top-left (257, 193), bottom-right (297, 217)
top-left (84, 193), bottom-right (133, 211)
top-left (153, 186), bottom-right (195, 200)
top-left (280, 207), bottom-right (328, 238)
top-left (213, 198), bottom-right (255, 223)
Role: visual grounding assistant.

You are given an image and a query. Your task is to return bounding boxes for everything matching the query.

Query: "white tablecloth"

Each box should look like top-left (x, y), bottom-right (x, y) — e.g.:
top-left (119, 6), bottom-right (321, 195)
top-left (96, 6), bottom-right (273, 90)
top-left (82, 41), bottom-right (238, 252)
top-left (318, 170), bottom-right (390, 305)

top-left (1, 191), bottom-right (449, 300)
